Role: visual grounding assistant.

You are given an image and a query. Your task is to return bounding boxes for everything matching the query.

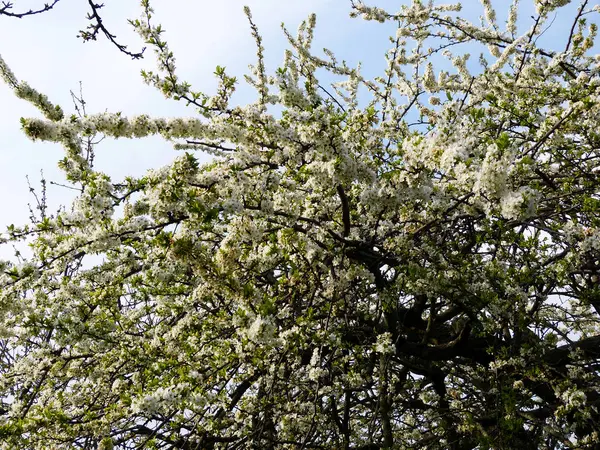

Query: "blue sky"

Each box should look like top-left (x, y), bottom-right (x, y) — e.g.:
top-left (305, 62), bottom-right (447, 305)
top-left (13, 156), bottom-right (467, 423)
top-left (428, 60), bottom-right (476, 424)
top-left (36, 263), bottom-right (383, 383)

top-left (0, 0), bottom-right (584, 258)
top-left (0, 1), bottom-right (399, 235)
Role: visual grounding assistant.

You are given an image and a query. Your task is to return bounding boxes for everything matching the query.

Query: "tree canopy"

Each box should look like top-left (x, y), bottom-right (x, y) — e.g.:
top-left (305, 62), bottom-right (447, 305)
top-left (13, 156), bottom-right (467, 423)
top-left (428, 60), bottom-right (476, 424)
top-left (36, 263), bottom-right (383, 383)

top-left (1, 1), bottom-right (600, 449)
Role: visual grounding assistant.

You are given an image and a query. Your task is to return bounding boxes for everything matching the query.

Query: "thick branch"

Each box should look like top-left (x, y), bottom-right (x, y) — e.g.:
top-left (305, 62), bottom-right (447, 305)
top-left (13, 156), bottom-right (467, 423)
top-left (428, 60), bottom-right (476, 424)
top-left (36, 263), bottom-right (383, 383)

top-left (337, 185), bottom-right (351, 238)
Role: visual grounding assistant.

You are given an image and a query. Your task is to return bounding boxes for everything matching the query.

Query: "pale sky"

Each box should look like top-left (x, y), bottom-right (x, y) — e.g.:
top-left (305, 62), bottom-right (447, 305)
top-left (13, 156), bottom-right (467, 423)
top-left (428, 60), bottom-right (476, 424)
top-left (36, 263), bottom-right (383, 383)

top-left (0, 0), bottom-right (578, 260)
top-left (0, 0), bottom-right (401, 235)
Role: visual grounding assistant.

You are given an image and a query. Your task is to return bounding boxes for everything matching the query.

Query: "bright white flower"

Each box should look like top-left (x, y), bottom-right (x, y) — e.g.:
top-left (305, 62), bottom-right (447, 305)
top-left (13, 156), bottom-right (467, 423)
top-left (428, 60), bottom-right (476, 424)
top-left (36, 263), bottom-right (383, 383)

top-left (374, 332), bottom-right (395, 354)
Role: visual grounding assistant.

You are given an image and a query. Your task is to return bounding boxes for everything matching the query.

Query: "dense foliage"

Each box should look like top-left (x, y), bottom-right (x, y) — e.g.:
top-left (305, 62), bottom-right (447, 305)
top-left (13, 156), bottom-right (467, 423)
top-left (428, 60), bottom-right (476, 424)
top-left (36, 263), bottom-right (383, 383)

top-left (1, 1), bottom-right (600, 448)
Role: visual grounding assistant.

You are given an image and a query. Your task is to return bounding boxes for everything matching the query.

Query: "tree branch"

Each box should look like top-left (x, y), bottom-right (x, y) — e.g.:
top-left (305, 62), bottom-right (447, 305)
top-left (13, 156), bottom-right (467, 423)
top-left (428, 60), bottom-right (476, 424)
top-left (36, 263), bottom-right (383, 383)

top-left (0, 0), bottom-right (61, 18)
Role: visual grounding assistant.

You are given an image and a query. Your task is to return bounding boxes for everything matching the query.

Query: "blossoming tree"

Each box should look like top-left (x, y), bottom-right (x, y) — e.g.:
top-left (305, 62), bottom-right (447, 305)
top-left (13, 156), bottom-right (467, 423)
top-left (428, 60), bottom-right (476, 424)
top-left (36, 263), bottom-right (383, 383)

top-left (1, 0), bottom-right (600, 448)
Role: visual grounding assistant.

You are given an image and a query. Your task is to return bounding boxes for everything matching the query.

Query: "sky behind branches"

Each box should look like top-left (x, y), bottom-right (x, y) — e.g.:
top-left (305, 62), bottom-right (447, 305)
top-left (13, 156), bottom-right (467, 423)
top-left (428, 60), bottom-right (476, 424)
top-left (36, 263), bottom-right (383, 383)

top-left (0, 1), bottom-right (396, 233)
top-left (0, 0), bottom-right (579, 261)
